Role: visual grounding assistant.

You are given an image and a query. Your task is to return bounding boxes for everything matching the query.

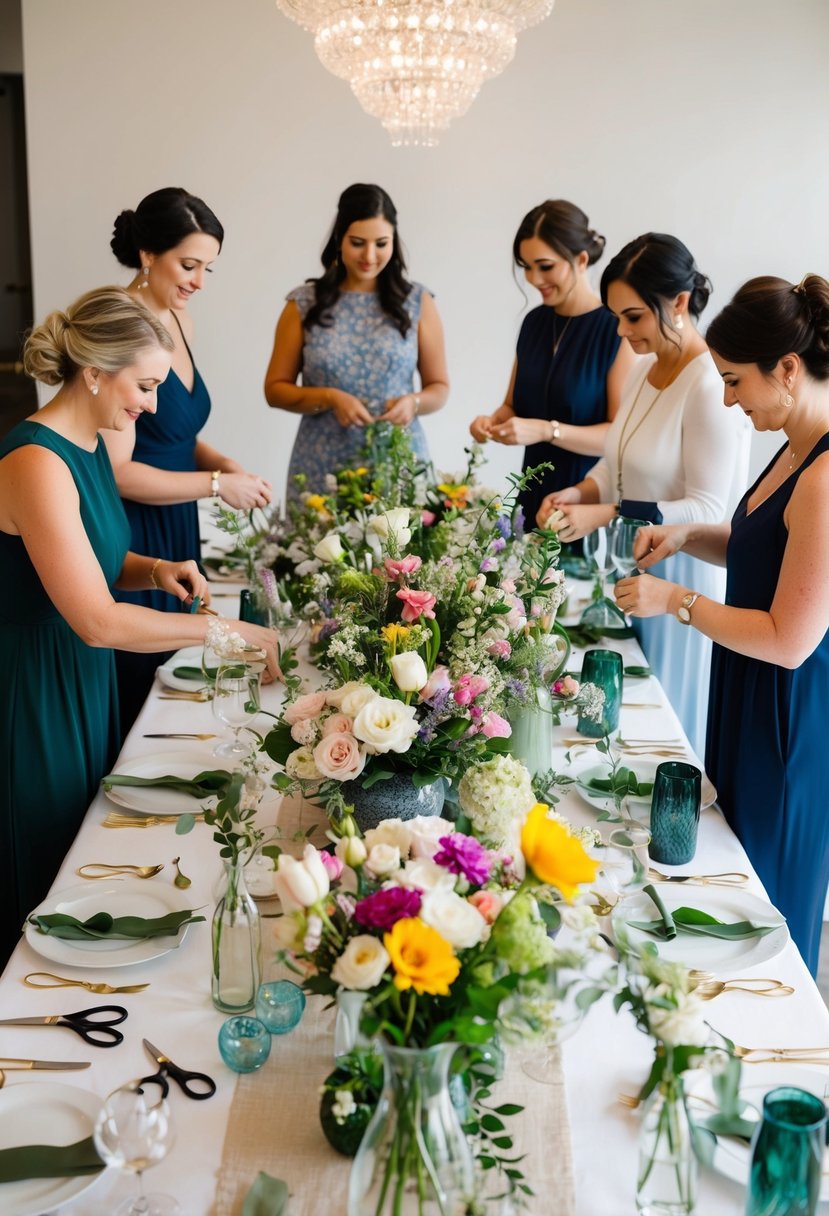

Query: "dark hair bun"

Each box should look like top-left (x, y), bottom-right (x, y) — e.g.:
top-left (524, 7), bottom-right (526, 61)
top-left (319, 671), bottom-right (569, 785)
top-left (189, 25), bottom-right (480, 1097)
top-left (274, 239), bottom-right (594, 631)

top-left (690, 270), bottom-right (712, 318)
top-left (110, 209), bottom-right (140, 269)
top-left (585, 228), bottom-right (606, 266)
top-left (707, 273), bottom-right (829, 381)
top-left (799, 275), bottom-right (829, 379)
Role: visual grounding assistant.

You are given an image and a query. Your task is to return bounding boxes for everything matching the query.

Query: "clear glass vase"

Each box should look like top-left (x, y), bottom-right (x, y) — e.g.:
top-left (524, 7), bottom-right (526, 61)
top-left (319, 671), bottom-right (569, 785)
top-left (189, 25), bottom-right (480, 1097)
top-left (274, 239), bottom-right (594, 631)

top-left (334, 989), bottom-right (368, 1060)
top-left (636, 1064), bottom-right (696, 1216)
top-left (211, 858), bottom-right (261, 1014)
top-left (348, 1040), bottom-right (475, 1216)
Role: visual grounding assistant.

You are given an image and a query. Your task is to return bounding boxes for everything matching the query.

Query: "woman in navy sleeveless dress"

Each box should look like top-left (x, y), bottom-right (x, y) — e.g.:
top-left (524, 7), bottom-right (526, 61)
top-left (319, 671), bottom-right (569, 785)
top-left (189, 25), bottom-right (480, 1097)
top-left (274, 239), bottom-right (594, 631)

top-left (265, 184), bottom-right (449, 499)
top-left (469, 201), bottom-right (632, 527)
top-left (105, 189), bottom-right (273, 733)
top-left (613, 274), bottom-right (829, 975)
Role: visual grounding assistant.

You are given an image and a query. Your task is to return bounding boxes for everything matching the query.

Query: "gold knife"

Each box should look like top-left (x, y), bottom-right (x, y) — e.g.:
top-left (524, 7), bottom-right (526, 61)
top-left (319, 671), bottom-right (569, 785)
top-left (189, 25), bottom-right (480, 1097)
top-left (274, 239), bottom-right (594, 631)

top-left (0, 1057), bottom-right (91, 1070)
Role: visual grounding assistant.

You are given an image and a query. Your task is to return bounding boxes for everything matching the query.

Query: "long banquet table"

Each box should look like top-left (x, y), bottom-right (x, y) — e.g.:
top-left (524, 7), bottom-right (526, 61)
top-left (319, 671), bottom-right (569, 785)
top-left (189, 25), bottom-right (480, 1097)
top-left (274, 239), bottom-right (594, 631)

top-left (2, 578), bottom-right (829, 1215)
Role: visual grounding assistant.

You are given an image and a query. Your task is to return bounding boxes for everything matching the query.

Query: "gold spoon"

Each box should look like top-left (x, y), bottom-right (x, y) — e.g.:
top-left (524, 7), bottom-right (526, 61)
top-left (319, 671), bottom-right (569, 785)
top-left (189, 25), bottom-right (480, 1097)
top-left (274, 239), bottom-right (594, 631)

top-left (76, 863), bottom-right (165, 879)
top-left (693, 978), bottom-right (794, 1001)
top-left (24, 971), bottom-right (150, 994)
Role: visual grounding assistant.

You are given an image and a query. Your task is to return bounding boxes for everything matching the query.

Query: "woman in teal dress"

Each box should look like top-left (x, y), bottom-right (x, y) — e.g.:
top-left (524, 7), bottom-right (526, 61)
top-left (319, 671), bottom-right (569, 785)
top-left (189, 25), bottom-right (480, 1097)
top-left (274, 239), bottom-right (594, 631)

top-left (0, 288), bottom-right (280, 964)
top-left (614, 273), bottom-right (829, 975)
top-left (264, 183), bottom-right (449, 497)
top-left (105, 188), bottom-right (273, 732)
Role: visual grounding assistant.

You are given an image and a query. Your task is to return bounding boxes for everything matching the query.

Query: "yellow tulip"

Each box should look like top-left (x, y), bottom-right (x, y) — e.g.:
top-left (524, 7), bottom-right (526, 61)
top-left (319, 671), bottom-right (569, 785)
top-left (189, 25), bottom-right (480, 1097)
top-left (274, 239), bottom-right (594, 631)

top-left (384, 917), bottom-right (460, 996)
top-left (520, 803), bottom-right (599, 902)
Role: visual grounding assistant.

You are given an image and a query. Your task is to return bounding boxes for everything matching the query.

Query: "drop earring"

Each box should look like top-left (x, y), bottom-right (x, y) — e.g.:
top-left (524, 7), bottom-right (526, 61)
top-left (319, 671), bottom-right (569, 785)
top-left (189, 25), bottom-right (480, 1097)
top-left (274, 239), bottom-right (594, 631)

top-left (139, 266), bottom-right (150, 289)
top-left (91, 384), bottom-right (99, 396)
top-left (674, 315), bottom-right (684, 331)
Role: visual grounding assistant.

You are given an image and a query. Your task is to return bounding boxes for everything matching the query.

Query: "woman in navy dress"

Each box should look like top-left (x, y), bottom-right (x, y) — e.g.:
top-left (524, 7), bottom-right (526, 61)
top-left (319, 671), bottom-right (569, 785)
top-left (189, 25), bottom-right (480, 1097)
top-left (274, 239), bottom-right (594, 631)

top-left (265, 183), bottom-right (449, 498)
top-left (614, 274), bottom-right (829, 975)
top-left (469, 200), bottom-right (634, 526)
top-left (104, 188), bottom-right (273, 732)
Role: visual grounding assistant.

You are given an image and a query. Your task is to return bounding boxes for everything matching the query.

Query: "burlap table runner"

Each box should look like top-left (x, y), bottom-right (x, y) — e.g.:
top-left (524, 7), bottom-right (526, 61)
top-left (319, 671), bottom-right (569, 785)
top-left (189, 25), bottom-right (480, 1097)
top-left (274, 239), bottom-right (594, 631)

top-left (211, 795), bottom-right (576, 1216)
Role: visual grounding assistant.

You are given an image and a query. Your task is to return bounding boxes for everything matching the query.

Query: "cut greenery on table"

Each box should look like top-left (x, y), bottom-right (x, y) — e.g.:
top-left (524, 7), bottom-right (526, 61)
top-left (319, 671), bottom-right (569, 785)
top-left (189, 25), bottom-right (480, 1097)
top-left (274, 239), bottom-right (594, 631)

top-left (628, 885), bottom-right (778, 942)
top-left (581, 769), bottom-right (654, 798)
top-left (28, 908), bottom-right (205, 940)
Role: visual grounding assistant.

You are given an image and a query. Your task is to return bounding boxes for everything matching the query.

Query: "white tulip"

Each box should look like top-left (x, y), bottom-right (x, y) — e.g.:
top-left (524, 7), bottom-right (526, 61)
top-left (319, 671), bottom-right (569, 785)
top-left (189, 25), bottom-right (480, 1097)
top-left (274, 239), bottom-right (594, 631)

top-left (274, 844), bottom-right (330, 911)
top-left (388, 651), bottom-right (429, 693)
top-left (313, 532), bottom-right (345, 563)
top-left (335, 835), bottom-right (368, 867)
top-left (368, 507), bottom-right (412, 547)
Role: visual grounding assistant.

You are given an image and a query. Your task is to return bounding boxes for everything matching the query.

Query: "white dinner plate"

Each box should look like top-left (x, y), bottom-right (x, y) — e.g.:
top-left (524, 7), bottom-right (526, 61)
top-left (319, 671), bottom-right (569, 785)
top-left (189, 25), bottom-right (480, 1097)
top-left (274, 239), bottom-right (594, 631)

top-left (612, 885), bottom-right (788, 971)
top-left (574, 760), bottom-right (717, 817)
top-left (25, 878), bottom-right (197, 968)
top-left (685, 1064), bottom-right (829, 1203)
top-left (103, 749), bottom-right (223, 815)
top-left (156, 645), bottom-right (208, 691)
top-left (0, 1082), bottom-right (108, 1216)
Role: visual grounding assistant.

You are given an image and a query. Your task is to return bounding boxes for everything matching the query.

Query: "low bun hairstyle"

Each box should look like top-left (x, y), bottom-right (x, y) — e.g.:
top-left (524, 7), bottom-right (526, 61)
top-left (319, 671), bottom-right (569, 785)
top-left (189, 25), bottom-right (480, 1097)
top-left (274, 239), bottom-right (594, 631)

top-left (110, 187), bottom-right (224, 270)
top-left (706, 275), bottom-right (829, 382)
top-left (24, 287), bottom-right (173, 386)
top-left (513, 200), bottom-right (606, 269)
top-left (600, 234), bottom-right (712, 340)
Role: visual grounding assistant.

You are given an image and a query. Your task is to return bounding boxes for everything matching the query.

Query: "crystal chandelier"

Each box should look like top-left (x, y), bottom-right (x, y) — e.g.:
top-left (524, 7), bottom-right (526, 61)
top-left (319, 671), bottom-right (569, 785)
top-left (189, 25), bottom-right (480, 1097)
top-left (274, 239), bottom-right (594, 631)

top-left (276, 1), bottom-right (555, 147)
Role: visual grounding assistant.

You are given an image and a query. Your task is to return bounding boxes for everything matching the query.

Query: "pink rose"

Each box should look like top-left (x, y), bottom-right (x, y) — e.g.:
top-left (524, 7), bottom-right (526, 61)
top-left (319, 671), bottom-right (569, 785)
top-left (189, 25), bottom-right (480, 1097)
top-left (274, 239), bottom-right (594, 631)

top-left (320, 852), bottom-right (345, 882)
top-left (313, 732), bottom-right (366, 781)
top-left (453, 674), bottom-right (490, 706)
top-left (284, 692), bottom-right (327, 725)
top-left (487, 639), bottom-right (511, 659)
top-left (421, 510), bottom-right (437, 526)
top-left (481, 711), bottom-right (511, 739)
top-left (322, 712), bottom-right (353, 736)
top-left (397, 588), bottom-right (437, 623)
top-left (468, 889), bottom-right (503, 924)
top-left (384, 555), bottom-right (422, 579)
top-left (419, 665), bottom-right (451, 702)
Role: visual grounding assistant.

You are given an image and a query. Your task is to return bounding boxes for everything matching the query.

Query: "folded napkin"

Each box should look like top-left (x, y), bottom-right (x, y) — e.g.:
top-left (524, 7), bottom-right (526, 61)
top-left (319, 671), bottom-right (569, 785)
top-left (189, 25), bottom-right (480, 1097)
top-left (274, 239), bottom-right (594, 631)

top-left (0, 1134), bottom-right (104, 1183)
top-left (29, 908), bottom-right (205, 940)
top-left (564, 623), bottom-right (635, 646)
top-left (242, 1171), bottom-right (289, 1216)
top-left (629, 885), bottom-right (777, 941)
top-left (101, 769), bottom-right (231, 799)
top-left (172, 663), bottom-right (247, 681)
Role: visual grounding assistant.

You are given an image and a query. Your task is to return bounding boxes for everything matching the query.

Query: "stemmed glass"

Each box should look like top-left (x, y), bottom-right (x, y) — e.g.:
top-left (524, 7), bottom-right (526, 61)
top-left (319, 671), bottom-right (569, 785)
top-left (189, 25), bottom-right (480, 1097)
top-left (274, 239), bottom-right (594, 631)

top-left (596, 826), bottom-right (652, 906)
top-left (212, 663), bottom-right (262, 758)
top-left (93, 1082), bottom-right (179, 1216)
top-left (608, 516), bottom-right (650, 580)
top-left (580, 527), bottom-right (626, 629)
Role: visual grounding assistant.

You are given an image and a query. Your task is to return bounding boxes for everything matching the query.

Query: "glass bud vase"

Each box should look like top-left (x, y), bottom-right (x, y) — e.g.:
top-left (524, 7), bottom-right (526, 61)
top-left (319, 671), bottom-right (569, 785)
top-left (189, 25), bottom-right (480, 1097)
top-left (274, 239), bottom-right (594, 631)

top-left (636, 1064), bottom-right (696, 1216)
top-left (507, 685), bottom-right (554, 777)
top-left (348, 1041), bottom-right (475, 1216)
top-left (212, 858), bottom-right (262, 1014)
top-left (334, 989), bottom-right (368, 1060)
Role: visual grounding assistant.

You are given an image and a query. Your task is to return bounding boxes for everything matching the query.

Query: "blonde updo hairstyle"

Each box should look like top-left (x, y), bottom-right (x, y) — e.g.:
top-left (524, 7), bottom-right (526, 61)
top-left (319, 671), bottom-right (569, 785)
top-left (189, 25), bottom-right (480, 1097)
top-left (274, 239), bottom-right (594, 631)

top-left (24, 286), bottom-right (173, 387)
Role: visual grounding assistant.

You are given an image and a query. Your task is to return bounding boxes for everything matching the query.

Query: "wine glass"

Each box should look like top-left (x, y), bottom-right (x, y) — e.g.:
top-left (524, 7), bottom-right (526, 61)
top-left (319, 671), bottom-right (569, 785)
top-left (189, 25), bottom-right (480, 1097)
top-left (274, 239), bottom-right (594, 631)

top-left (598, 826), bottom-right (651, 902)
top-left (580, 527), bottom-right (626, 629)
top-left (212, 663), bottom-right (262, 758)
top-left (93, 1082), bottom-right (179, 1216)
top-left (608, 516), bottom-right (650, 579)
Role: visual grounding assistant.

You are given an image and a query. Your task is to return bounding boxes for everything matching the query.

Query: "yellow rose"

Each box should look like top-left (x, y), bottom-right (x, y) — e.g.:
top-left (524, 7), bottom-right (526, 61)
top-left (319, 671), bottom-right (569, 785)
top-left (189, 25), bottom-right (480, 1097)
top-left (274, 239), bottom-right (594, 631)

top-left (520, 803), bottom-right (599, 902)
top-left (384, 917), bottom-right (460, 996)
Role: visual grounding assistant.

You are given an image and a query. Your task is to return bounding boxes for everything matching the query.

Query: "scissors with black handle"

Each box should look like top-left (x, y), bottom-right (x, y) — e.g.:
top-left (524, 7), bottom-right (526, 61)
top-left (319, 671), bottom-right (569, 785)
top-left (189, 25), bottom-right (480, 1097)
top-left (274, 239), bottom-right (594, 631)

top-left (139, 1038), bottom-right (216, 1100)
top-left (0, 1004), bottom-right (128, 1047)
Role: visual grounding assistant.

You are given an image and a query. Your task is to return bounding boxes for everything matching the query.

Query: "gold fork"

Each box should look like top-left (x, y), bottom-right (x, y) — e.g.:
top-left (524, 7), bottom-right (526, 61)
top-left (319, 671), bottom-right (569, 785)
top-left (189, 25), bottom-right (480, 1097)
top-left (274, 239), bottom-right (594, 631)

top-left (24, 971), bottom-right (150, 994)
top-left (731, 1041), bottom-right (829, 1063)
top-left (102, 812), bottom-right (205, 829)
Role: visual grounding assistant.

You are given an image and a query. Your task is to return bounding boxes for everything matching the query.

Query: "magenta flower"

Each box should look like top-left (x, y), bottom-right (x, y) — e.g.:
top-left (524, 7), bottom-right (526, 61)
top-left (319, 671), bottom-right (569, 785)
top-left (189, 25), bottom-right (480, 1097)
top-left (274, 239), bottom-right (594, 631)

top-left (433, 834), bottom-right (492, 885)
top-left (320, 851), bottom-right (345, 882)
top-left (384, 555), bottom-right (423, 580)
top-left (397, 588), bottom-right (437, 622)
top-left (453, 674), bottom-right (490, 706)
top-left (353, 886), bottom-right (423, 930)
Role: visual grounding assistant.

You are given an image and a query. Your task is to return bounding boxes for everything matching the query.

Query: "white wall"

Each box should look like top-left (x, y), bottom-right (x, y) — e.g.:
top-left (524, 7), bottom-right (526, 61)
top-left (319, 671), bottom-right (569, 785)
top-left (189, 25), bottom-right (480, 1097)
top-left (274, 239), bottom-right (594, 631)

top-left (20, 0), bottom-right (829, 500)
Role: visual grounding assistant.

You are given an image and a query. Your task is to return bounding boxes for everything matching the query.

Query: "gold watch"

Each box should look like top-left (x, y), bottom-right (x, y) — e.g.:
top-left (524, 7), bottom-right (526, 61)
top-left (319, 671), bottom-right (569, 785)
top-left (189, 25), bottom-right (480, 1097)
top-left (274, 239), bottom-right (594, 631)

top-left (676, 592), bottom-right (700, 625)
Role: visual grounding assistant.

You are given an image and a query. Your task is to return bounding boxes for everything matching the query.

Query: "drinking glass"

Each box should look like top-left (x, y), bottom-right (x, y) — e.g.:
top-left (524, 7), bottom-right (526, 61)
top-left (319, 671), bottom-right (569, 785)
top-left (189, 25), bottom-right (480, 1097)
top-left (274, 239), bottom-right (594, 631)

top-left (93, 1082), bottom-right (179, 1216)
top-left (746, 1086), bottom-right (827, 1216)
top-left (598, 826), bottom-right (651, 901)
top-left (580, 527), bottom-right (626, 630)
top-left (577, 648), bottom-right (624, 737)
top-left (212, 663), bottom-right (262, 758)
top-left (649, 762), bottom-right (702, 866)
top-left (608, 516), bottom-right (650, 579)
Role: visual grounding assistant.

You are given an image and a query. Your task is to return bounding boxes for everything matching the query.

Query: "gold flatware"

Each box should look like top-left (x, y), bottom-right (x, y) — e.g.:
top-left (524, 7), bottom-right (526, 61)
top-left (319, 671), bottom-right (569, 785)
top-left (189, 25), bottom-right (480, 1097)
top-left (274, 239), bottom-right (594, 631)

top-left (618, 747), bottom-right (689, 758)
top-left (619, 736), bottom-right (684, 746)
top-left (618, 1092), bottom-right (641, 1109)
top-left (622, 702), bottom-right (663, 709)
top-left (24, 972), bottom-right (150, 994)
top-left (648, 867), bottom-right (749, 887)
top-left (102, 812), bottom-right (205, 829)
top-left (0, 1057), bottom-right (91, 1071)
top-left (731, 1040), bottom-right (829, 1063)
top-left (692, 978), bottom-right (794, 1001)
top-left (157, 690), bottom-right (212, 702)
top-left (76, 863), bottom-right (164, 879)
top-left (143, 733), bottom-right (218, 740)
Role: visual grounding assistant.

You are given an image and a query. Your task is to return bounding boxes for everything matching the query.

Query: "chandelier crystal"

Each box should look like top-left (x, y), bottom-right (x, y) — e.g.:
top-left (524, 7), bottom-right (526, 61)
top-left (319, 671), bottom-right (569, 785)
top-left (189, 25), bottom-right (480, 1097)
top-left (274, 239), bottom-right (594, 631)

top-left (276, 1), bottom-right (555, 146)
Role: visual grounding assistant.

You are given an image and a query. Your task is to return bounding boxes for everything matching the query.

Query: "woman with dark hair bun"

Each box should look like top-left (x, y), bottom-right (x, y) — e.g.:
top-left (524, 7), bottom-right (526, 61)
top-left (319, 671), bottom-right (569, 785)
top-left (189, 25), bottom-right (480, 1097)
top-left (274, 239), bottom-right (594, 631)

top-left (538, 233), bottom-right (749, 752)
top-left (105, 187), bottom-right (273, 732)
top-left (265, 183), bottom-right (449, 496)
top-left (470, 200), bottom-right (634, 527)
top-left (615, 273), bottom-right (829, 975)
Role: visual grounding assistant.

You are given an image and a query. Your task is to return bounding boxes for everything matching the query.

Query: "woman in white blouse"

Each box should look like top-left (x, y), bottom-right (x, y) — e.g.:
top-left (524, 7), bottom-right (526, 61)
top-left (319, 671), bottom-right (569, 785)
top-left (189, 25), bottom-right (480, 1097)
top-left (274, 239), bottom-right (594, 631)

top-left (537, 234), bottom-right (749, 752)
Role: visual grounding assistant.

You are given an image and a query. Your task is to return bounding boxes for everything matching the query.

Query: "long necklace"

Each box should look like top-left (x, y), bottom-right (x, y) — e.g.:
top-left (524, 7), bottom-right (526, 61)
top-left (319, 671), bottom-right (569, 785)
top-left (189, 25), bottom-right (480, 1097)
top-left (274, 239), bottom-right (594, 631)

top-left (615, 375), bottom-right (667, 501)
top-left (551, 314), bottom-right (572, 358)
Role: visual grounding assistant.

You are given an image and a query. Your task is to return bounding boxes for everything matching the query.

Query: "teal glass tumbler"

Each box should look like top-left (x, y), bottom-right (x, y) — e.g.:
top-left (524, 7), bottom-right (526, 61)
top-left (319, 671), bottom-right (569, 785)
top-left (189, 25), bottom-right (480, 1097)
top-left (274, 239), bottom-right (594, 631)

top-left (649, 762), bottom-right (702, 865)
top-left (577, 648), bottom-right (624, 737)
top-left (255, 979), bottom-right (306, 1035)
top-left (746, 1086), bottom-right (827, 1216)
top-left (218, 1015), bottom-right (272, 1073)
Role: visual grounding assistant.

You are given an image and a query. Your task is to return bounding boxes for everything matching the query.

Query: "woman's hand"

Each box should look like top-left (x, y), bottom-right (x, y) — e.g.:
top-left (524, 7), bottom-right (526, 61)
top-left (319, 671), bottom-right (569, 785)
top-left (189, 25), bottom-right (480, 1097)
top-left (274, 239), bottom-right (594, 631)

top-left (329, 390), bottom-right (374, 429)
top-left (469, 414), bottom-right (495, 442)
top-left (633, 524), bottom-right (692, 570)
top-left (154, 560), bottom-right (210, 607)
top-left (378, 394), bottom-right (418, 427)
top-left (231, 621), bottom-right (282, 684)
top-left (219, 473), bottom-right (273, 511)
top-left (489, 417), bottom-right (551, 446)
top-left (614, 573), bottom-right (679, 619)
top-left (544, 503), bottom-right (616, 542)
top-left (536, 486), bottom-right (581, 526)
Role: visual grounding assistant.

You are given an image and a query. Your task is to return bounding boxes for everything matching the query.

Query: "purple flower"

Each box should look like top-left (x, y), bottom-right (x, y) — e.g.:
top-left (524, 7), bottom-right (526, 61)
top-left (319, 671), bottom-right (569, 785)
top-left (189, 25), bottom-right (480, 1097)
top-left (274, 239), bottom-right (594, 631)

top-left (353, 887), bottom-right (422, 931)
top-left (495, 514), bottom-right (512, 540)
top-left (433, 834), bottom-right (492, 885)
top-left (318, 619), bottom-right (340, 641)
top-left (513, 508), bottom-right (526, 537)
top-left (506, 678), bottom-right (528, 700)
top-left (479, 556), bottom-right (497, 573)
top-left (490, 537), bottom-right (506, 553)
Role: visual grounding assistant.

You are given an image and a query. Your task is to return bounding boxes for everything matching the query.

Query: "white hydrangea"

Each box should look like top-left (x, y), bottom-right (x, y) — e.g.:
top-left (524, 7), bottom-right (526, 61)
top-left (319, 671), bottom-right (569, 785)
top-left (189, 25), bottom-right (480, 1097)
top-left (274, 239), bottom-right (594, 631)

top-left (457, 755), bottom-right (535, 845)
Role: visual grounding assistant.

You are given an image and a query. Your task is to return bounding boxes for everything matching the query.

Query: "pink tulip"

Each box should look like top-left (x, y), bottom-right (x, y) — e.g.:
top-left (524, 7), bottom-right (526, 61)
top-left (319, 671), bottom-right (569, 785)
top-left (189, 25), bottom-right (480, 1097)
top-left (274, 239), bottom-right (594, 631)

top-left (421, 510), bottom-right (437, 526)
top-left (397, 588), bottom-right (437, 622)
top-left (320, 851), bottom-right (345, 882)
top-left (419, 665), bottom-right (451, 702)
top-left (481, 711), bottom-right (511, 739)
top-left (384, 555), bottom-right (422, 579)
top-left (453, 674), bottom-right (490, 706)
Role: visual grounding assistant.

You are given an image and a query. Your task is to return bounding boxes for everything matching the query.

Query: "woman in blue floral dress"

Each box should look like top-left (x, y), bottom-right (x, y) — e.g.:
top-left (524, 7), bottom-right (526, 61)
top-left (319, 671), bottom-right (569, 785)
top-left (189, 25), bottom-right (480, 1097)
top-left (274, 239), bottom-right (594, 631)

top-left (265, 184), bottom-right (449, 497)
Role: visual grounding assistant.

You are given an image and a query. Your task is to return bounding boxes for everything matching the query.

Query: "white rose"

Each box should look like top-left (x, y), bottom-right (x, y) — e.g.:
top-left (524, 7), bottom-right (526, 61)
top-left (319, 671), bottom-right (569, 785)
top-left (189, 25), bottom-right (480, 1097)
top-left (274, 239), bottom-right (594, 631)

top-left (313, 531), bottom-right (345, 563)
top-left (285, 746), bottom-right (322, 781)
top-left (364, 819), bottom-right (414, 857)
top-left (327, 682), bottom-right (378, 718)
top-left (420, 889), bottom-right (488, 949)
top-left (353, 695), bottom-right (420, 754)
top-left (407, 815), bottom-right (453, 859)
top-left (648, 989), bottom-right (709, 1047)
top-left (397, 857), bottom-right (457, 893)
top-left (365, 843), bottom-right (401, 878)
top-left (368, 507), bottom-right (412, 547)
top-left (331, 935), bottom-right (390, 990)
top-left (388, 651), bottom-right (429, 693)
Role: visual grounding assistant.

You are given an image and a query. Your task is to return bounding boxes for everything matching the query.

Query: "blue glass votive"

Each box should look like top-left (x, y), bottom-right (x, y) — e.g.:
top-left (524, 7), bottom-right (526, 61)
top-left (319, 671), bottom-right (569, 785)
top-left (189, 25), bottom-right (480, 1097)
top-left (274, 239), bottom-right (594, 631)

top-left (255, 980), bottom-right (306, 1034)
top-left (218, 1016), bottom-right (272, 1072)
